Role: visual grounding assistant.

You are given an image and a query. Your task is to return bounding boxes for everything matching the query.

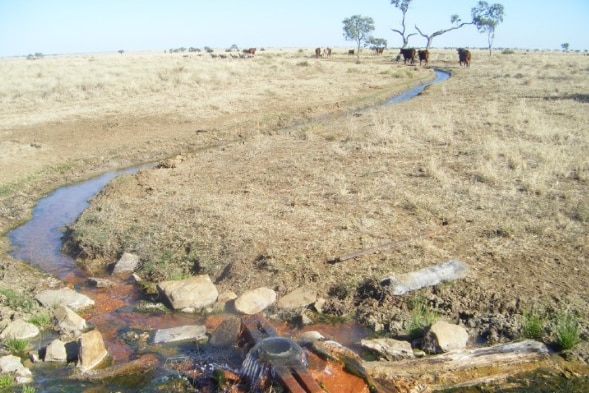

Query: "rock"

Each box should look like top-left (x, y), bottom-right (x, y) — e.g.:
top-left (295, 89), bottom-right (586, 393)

top-left (112, 252), bottom-right (140, 274)
top-left (78, 330), bottom-right (108, 372)
top-left (54, 305), bottom-right (87, 336)
top-left (86, 277), bottom-right (114, 288)
top-left (44, 339), bottom-right (67, 362)
top-left (313, 298), bottom-right (326, 314)
top-left (36, 288), bottom-right (95, 311)
top-left (277, 287), bottom-right (317, 310)
top-left (217, 290), bottom-right (238, 305)
top-left (0, 355), bottom-right (33, 384)
top-left (70, 354), bottom-right (160, 382)
top-left (360, 338), bottom-right (415, 361)
top-left (0, 319), bottom-right (39, 340)
top-left (156, 275), bottom-right (218, 312)
top-left (298, 330), bottom-right (325, 343)
top-left (423, 321), bottom-right (469, 354)
top-left (210, 317), bottom-right (241, 347)
top-left (381, 259), bottom-right (469, 295)
top-left (153, 325), bottom-right (207, 344)
top-left (234, 287), bottom-right (277, 315)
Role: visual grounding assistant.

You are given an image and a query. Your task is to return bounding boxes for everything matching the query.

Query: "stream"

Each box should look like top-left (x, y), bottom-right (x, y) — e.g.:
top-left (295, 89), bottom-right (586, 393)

top-left (7, 70), bottom-right (452, 392)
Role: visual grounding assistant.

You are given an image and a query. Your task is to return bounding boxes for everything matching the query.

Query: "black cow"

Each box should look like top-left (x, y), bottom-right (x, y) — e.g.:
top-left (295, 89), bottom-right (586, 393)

top-left (399, 48), bottom-right (417, 65)
top-left (418, 49), bottom-right (429, 66)
top-left (457, 48), bottom-right (471, 67)
top-left (315, 47), bottom-right (321, 58)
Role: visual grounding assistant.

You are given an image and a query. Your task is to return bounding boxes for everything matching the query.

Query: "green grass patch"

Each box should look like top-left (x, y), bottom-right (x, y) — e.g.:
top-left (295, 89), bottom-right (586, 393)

top-left (28, 312), bottom-right (52, 328)
top-left (0, 288), bottom-right (35, 312)
top-left (520, 309), bottom-right (546, 340)
top-left (407, 295), bottom-right (438, 339)
top-left (555, 311), bottom-right (581, 350)
top-left (0, 374), bottom-right (13, 389)
top-left (4, 337), bottom-right (29, 357)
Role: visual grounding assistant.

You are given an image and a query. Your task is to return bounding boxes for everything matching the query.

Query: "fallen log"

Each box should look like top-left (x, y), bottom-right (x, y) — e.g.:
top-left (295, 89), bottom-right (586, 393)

top-left (362, 340), bottom-right (552, 390)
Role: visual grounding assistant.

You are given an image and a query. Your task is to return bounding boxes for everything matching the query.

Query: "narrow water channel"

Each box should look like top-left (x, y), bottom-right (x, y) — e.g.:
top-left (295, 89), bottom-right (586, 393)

top-left (7, 70), bottom-right (451, 392)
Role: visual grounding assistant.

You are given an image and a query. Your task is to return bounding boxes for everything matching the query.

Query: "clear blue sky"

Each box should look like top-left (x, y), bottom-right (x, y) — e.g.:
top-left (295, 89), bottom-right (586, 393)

top-left (1, 0), bottom-right (588, 56)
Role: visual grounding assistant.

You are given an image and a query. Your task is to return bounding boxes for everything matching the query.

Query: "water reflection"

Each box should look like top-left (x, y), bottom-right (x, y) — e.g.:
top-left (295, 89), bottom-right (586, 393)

top-left (386, 69), bottom-right (450, 105)
top-left (9, 165), bottom-right (151, 278)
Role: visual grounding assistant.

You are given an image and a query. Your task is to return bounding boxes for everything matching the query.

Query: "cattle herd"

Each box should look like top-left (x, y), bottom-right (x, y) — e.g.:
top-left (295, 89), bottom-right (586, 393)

top-left (397, 47), bottom-right (471, 67)
top-left (315, 47), bottom-right (332, 58)
top-left (204, 45), bottom-right (472, 67)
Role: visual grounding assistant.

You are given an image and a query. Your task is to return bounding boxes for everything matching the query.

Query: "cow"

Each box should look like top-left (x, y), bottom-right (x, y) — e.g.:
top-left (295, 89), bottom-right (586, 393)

top-left (323, 47), bottom-right (332, 57)
top-left (348, 49), bottom-right (355, 56)
top-left (315, 47), bottom-right (321, 58)
top-left (418, 49), bottom-right (430, 66)
top-left (399, 48), bottom-right (417, 65)
top-left (243, 48), bottom-right (256, 58)
top-left (457, 48), bottom-right (471, 67)
top-left (374, 47), bottom-right (385, 55)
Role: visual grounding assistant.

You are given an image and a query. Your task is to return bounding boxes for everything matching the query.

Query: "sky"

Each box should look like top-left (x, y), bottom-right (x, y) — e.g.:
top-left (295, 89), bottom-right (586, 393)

top-left (1, 0), bottom-right (588, 57)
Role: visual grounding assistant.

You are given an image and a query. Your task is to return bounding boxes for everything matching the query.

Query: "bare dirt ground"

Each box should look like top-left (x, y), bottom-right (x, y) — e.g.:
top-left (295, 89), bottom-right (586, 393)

top-left (1, 48), bottom-right (588, 385)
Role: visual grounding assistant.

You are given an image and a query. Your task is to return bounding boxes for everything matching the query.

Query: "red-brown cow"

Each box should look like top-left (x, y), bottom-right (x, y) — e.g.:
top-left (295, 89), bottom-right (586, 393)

top-left (457, 48), bottom-right (471, 67)
top-left (243, 48), bottom-right (256, 57)
top-left (315, 47), bottom-right (321, 58)
top-left (418, 49), bottom-right (430, 66)
top-left (374, 47), bottom-right (385, 55)
top-left (323, 47), bottom-right (332, 57)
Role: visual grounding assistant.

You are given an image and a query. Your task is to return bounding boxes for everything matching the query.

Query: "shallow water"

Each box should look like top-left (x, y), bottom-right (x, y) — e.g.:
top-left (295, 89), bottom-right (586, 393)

top-left (386, 69), bottom-right (450, 104)
top-left (9, 165), bottom-right (152, 279)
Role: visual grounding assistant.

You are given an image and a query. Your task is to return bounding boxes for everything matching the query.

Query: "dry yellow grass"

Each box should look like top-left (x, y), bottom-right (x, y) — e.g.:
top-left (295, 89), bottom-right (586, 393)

top-left (1, 49), bottom-right (588, 342)
top-left (57, 50), bottom-right (589, 329)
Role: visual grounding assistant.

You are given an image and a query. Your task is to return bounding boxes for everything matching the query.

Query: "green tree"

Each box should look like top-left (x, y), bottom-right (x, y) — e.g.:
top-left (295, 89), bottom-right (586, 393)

top-left (367, 36), bottom-right (388, 49)
top-left (472, 1), bottom-right (505, 56)
top-left (561, 42), bottom-right (570, 52)
top-left (391, 0), bottom-right (416, 48)
top-left (415, 14), bottom-right (472, 50)
top-left (342, 15), bottom-right (375, 59)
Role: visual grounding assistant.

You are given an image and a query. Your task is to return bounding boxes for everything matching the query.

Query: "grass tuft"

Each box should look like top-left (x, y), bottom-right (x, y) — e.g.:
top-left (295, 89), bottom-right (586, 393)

top-left (555, 311), bottom-right (581, 350)
top-left (4, 337), bottom-right (29, 357)
top-left (520, 309), bottom-right (545, 340)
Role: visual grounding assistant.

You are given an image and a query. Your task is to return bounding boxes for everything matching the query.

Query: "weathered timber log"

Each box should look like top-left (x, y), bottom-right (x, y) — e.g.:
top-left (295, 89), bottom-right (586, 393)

top-left (362, 340), bottom-right (551, 390)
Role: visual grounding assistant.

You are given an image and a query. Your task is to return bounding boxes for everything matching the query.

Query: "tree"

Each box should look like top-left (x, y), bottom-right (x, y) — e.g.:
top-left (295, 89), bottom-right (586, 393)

top-left (561, 43), bottom-right (570, 52)
top-left (391, 0), bottom-right (416, 48)
top-left (342, 15), bottom-right (375, 60)
top-left (367, 36), bottom-right (388, 49)
top-left (472, 1), bottom-right (505, 56)
top-left (118, 49), bottom-right (124, 55)
top-left (415, 15), bottom-right (472, 50)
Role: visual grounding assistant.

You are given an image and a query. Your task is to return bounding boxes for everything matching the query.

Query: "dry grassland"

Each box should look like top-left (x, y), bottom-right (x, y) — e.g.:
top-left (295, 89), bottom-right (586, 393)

top-left (1, 49), bottom-right (588, 343)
